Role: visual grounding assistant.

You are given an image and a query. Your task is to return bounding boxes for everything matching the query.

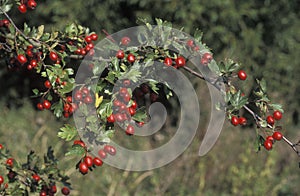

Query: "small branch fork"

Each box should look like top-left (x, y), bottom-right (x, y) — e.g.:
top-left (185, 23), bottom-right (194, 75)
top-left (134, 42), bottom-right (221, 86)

top-left (182, 65), bottom-right (300, 158)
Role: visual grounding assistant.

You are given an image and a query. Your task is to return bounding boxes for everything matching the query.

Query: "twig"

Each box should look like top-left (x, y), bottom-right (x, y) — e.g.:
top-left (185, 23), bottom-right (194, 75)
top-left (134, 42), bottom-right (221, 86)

top-left (182, 65), bottom-right (300, 158)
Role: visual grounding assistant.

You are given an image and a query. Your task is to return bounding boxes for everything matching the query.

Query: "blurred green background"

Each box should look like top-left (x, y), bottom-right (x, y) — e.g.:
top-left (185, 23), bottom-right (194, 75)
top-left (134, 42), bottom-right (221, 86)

top-left (1, 0), bottom-right (300, 195)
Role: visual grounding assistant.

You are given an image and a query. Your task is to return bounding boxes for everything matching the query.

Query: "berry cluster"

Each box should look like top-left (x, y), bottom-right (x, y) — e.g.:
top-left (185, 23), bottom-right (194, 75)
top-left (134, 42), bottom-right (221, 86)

top-left (74, 33), bottom-right (98, 56)
top-left (18, 0), bottom-right (37, 14)
top-left (231, 116), bottom-right (247, 126)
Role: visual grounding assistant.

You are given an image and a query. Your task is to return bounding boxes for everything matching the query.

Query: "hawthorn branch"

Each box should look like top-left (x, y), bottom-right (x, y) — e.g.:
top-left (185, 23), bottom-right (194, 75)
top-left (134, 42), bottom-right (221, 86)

top-left (182, 65), bottom-right (300, 158)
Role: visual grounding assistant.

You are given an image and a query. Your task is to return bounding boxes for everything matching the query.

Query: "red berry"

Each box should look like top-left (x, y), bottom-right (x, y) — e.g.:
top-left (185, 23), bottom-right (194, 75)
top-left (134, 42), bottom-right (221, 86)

top-left (137, 121), bottom-right (144, 127)
top-left (121, 36), bottom-right (131, 45)
top-left (83, 96), bottom-right (93, 104)
top-left (32, 174), bottom-right (40, 182)
top-left (186, 39), bottom-right (194, 47)
top-left (43, 100), bottom-right (51, 110)
top-left (98, 149), bottom-right (107, 159)
top-left (107, 114), bottom-right (115, 123)
top-left (73, 140), bottom-right (85, 148)
top-left (116, 50), bottom-right (125, 59)
top-left (18, 4), bottom-right (27, 13)
top-left (127, 53), bottom-right (135, 63)
top-left (37, 103), bottom-right (44, 110)
top-left (49, 51), bottom-right (58, 62)
top-left (202, 53), bottom-right (213, 61)
top-left (266, 115), bottom-right (275, 125)
top-left (264, 139), bottom-right (273, 151)
top-left (238, 70), bottom-right (247, 80)
top-left (266, 136), bottom-right (274, 143)
top-left (30, 59), bottom-right (38, 67)
top-left (273, 110), bottom-right (282, 121)
top-left (61, 187), bottom-right (70, 195)
top-left (74, 90), bottom-right (83, 101)
top-left (51, 185), bottom-right (57, 193)
top-left (128, 107), bottom-right (136, 116)
top-left (175, 56), bottom-right (186, 68)
top-left (84, 156), bottom-right (93, 168)
top-left (131, 100), bottom-right (137, 109)
top-left (63, 112), bottom-right (70, 118)
top-left (27, 0), bottom-right (37, 9)
top-left (6, 158), bottom-right (13, 167)
top-left (0, 144), bottom-right (3, 150)
top-left (90, 33), bottom-right (98, 41)
top-left (123, 93), bottom-right (131, 103)
top-left (231, 116), bottom-right (239, 126)
top-left (17, 54), bottom-right (27, 64)
top-left (40, 191), bottom-right (47, 196)
top-left (85, 36), bottom-right (92, 43)
top-left (114, 113), bottom-right (125, 122)
top-left (113, 100), bottom-right (122, 107)
top-left (44, 80), bottom-right (51, 88)
top-left (104, 145), bottom-right (116, 156)
top-left (79, 162), bottom-right (89, 174)
top-left (0, 176), bottom-right (4, 184)
top-left (272, 131), bottom-right (283, 141)
top-left (126, 125), bottom-right (134, 135)
top-left (119, 88), bottom-right (128, 95)
top-left (164, 57), bottom-right (173, 66)
top-left (238, 117), bottom-right (247, 126)
top-left (66, 96), bottom-right (72, 103)
top-left (93, 157), bottom-right (103, 166)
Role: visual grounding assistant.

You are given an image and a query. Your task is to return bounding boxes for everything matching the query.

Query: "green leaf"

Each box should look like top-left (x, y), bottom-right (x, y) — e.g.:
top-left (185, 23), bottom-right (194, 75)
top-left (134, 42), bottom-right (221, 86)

top-left (132, 107), bottom-right (148, 122)
top-left (36, 25), bottom-right (44, 40)
top-left (52, 99), bottom-right (63, 118)
top-left (119, 68), bottom-right (141, 82)
top-left (208, 60), bottom-right (221, 76)
top-left (65, 145), bottom-right (85, 156)
top-left (269, 103), bottom-right (284, 113)
top-left (58, 124), bottom-right (77, 141)
top-left (0, 3), bottom-right (13, 14)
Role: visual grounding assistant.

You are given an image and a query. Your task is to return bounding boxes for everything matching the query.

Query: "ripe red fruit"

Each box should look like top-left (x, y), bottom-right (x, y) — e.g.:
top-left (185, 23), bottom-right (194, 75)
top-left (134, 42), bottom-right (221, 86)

top-left (17, 54), bottom-right (27, 64)
top-left (74, 90), bottom-right (83, 101)
top-left (93, 157), bottom-right (103, 166)
top-left (27, 0), bottom-right (37, 9)
top-left (238, 70), bottom-right (247, 80)
top-left (40, 191), bottom-right (47, 196)
top-left (90, 33), bottom-right (98, 41)
top-left (126, 125), bottom-right (135, 135)
top-left (66, 96), bottom-right (72, 103)
top-left (119, 88), bottom-right (128, 95)
top-left (32, 174), bottom-right (40, 182)
top-left (61, 187), bottom-right (70, 195)
top-left (84, 156), bottom-right (93, 168)
top-left (127, 53), bottom-right (135, 63)
top-left (18, 4), bottom-right (27, 13)
top-left (264, 139), bottom-right (273, 151)
top-left (107, 114), bottom-right (115, 123)
top-left (121, 36), bottom-right (131, 45)
top-left (79, 162), bottom-right (89, 174)
top-left (63, 112), bottom-right (70, 118)
top-left (30, 59), bottom-right (38, 67)
top-left (116, 50), bottom-right (125, 59)
top-left (202, 53), bottom-right (213, 61)
top-left (186, 39), bottom-right (194, 47)
top-left (0, 144), bottom-right (3, 150)
top-left (51, 185), bottom-right (57, 193)
top-left (175, 56), bottom-right (186, 68)
top-left (131, 101), bottom-right (137, 109)
top-left (231, 116), bottom-right (239, 126)
top-left (266, 135), bottom-right (274, 142)
top-left (0, 175), bottom-right (4, 185)
top-left (84, 96), bottom-right (93, 104)
top-left (272, 131), bottom-right (283, 141)
top-left (73, 140), bottom-right (85, 148)
top-left (266, 115), bottom-right (275, 125)
top-left (128, 107), bottom-right (136, 116)
top-left (98, 149), bottom-right (107, 159)
top-left (123, 93), bottom-right (131, 103)
top-left (273, 110), bottom-right (282, 121)
top-left (104, 145), bottom-right (116, 156)
top-left (238, 117), bottom-right (247, 126)
top-left (37, 103), bottom-right (44, 110)
top-left (44, 80), bottom-right (51, 88)
top-left (85, 36), bottom-right (92, 43)
top-left (6, 158), bottom-right (14, 167)
top-left (49, 51), bottom-right (58, 62)
top-left (43, 100), bottom-right (51, 110)
top-left (137, 121), bottom-right (144, 127)
top-left (164, 57), bottom-right (173, 66)
top-left (113, 100), bottom-right (122, 107)
top-left (114, 113), bottom-right (125, 122)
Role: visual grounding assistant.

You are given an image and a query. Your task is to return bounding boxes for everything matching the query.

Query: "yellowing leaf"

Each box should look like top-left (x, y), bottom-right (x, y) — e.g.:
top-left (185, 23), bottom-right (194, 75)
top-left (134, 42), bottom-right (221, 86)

top-left (95, 93), bottom-right (103, 108)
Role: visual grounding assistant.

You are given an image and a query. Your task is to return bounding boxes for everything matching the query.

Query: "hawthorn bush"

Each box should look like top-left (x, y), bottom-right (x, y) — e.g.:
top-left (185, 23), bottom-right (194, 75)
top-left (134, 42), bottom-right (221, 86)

top-left (0, 0), bottom-right (299, 195)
